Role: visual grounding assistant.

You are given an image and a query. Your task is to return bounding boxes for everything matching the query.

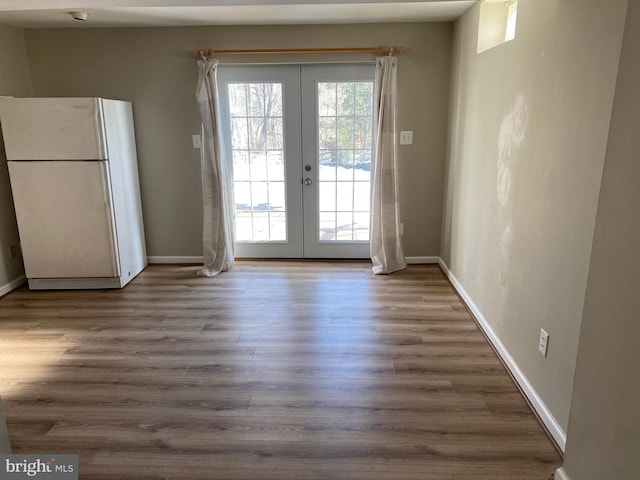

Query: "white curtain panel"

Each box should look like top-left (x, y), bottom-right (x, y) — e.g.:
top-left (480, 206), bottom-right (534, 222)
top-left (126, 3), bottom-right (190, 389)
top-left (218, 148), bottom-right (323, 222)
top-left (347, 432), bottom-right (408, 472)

top-left (370, 56), bottom-right (407, 275)
top-left (195, 58), bottom-right (235, 277)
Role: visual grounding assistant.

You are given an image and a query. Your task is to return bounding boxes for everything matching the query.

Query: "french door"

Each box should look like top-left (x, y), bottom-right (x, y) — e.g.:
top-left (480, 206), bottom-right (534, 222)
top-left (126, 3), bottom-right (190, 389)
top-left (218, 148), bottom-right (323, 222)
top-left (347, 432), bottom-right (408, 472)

top-left (218, 65), bottom-right (375, 258)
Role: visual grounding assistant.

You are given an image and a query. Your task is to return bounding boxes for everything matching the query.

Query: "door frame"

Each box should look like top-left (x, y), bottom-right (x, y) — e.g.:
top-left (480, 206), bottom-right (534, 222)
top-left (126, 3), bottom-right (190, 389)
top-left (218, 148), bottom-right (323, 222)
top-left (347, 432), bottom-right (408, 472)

top-left (217, 66), bottom-right (303, 258)
top-left (300, 64), bottom-right (375, 259)
top-left (218, 63), bottom-right (375, 259)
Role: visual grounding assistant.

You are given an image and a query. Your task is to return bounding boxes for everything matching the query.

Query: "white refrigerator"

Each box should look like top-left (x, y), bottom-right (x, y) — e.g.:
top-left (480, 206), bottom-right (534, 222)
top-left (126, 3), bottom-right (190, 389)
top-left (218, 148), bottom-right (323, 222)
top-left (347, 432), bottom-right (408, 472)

top-left (0, 97), bottom-right (147, 289)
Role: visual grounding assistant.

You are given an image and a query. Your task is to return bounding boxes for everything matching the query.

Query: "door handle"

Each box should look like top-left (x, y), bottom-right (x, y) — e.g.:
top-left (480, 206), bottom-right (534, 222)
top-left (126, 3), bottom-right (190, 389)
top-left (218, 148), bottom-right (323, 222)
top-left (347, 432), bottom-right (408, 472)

top-left (303, 178), bottom-right (313, 186)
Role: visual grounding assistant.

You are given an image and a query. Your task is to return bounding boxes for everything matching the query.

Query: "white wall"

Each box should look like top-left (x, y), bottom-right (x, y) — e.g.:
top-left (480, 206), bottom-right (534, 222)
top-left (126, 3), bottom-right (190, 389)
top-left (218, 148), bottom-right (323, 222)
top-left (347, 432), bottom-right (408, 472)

top-left (443, 0), bottom-right (628, 441)
top-left (0, 23), bottom-right (32, 293)
top-left (558, 0), bottom-right (640, 478)
top-left (24, 23), bottom-right (453, 259)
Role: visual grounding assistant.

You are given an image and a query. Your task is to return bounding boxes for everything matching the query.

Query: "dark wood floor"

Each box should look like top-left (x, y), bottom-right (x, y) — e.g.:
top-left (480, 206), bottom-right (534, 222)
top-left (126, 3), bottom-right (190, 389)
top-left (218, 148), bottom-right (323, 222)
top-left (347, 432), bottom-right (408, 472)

top-left (0, 262), bottom-right (561, 479)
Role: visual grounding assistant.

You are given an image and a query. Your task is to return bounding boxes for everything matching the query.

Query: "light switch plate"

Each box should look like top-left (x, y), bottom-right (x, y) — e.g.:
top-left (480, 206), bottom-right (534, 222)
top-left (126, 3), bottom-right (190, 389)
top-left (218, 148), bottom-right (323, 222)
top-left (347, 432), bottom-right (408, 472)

top-left (192, 134), bottom-right (201, 149)
top-left (539, 329), bottom-right (549, 357)
top-left (400, 131), bottom-right (413, 145)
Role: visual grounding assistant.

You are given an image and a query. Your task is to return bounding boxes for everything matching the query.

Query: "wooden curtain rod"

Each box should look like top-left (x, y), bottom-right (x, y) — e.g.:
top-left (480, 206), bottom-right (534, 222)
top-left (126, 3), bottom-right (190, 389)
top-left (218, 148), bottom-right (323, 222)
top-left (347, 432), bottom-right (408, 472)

top-left (191, 46), bottom-right (409, 57)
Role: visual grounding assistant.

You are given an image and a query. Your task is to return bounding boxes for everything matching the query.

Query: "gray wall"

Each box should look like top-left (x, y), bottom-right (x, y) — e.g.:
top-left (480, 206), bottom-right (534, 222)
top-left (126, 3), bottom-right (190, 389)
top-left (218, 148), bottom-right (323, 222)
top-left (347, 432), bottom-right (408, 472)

top-left (24, 23), bottom-right (452, 258)
top-left (443, 0), bottom-right (627, 433)
top-left (0, 23), bottom-right (32, 290)
top-left (560, 0), bottom-right (640, 478)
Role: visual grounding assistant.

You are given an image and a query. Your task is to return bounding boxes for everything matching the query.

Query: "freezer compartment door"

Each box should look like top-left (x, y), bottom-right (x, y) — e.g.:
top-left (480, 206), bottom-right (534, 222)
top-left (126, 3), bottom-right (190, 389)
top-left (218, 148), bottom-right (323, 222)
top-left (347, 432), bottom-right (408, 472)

top-left (8, 161), bottom-right (120, 279)
top-left (0, 98), bottom-right (107, 160)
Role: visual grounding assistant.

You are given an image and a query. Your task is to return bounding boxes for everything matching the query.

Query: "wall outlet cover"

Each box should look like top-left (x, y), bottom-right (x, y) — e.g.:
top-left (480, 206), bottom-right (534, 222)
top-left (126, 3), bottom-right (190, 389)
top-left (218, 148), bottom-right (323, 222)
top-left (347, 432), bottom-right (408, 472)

top-left (9, 245), bottom-right (20, 259)
top-left (539, 329), bottom-right (549, 357)
top-left (400, 131), bottom-right (413, 145)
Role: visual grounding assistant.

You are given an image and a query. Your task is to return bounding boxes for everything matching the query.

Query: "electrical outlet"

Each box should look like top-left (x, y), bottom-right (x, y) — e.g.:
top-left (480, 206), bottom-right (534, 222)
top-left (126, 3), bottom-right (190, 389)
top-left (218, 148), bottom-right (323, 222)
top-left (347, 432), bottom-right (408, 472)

top-left (399, 131), bottom-right (413, 145)
top-left (539, 329), bottom-right (549, 357)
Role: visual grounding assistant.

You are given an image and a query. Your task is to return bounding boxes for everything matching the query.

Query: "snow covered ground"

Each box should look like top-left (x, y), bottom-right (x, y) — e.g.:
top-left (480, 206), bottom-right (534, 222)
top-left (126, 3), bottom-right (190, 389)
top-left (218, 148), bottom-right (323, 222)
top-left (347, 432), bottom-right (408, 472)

top-left (232, 161), bottom-right (371, 242)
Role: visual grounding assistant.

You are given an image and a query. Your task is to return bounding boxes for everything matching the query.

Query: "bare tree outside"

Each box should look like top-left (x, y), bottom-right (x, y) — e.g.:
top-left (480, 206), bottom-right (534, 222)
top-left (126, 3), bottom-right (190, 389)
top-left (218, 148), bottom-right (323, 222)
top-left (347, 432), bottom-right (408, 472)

top-left (228, 82), bottom-right (286, 242)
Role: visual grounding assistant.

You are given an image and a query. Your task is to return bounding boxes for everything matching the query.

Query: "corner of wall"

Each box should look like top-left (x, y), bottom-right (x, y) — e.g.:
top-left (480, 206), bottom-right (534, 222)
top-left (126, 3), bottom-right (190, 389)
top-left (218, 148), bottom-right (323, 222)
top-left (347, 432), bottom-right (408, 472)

top-left (438, 257), bottom-right (567, 451)
top-left (441, 0), bottom-right (629, 454)
top-left (0, 22), bottom-right (34, 288)
top-left (20, 29), bottom-right (35, 97)
top-left (0, 275), bottom-right (26, 298)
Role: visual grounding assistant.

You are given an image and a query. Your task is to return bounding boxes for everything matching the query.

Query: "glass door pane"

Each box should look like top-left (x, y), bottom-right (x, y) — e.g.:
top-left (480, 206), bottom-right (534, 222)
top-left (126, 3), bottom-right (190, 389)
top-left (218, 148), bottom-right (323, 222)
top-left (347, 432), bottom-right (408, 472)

top-left (227, 83), bottom-right (286, 242)
top-left (317, 81), bottom-right (373, 242)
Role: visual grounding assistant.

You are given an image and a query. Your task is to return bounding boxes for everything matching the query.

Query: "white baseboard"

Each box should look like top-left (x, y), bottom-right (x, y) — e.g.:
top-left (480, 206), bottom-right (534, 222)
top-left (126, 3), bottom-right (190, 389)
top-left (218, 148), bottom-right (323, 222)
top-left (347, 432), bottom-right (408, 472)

top-left (438, 258), bottom-right (567, 452)
top-left (405, 256), bottom-right (440, 264)
top-left (0, 275), bottom-right (26, 298)
top-left (147, 256), bottom-right (204, 264)
top-left (151, 256), bottom-right (440, 265)
top-left (555, 467), bottom-right (570, 480)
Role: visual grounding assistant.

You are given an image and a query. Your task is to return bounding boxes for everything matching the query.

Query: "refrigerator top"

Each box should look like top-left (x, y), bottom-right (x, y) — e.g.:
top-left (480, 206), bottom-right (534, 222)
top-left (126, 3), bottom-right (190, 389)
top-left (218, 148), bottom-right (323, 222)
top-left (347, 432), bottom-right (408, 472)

top-left (0, 97), bottom-right (119, 161)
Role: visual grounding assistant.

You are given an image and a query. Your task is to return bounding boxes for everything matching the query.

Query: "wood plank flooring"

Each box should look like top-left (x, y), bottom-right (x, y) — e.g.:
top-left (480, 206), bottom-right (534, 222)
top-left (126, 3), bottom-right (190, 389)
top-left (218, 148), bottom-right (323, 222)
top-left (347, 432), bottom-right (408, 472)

top-left (0, 262), bottom-right (561, 479)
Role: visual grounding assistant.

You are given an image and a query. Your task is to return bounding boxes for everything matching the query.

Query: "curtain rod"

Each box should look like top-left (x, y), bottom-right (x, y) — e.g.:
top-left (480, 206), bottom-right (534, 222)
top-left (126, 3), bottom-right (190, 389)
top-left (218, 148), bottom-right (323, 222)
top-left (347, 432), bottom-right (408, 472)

top-left (191, 46), bottom-right (409, 57)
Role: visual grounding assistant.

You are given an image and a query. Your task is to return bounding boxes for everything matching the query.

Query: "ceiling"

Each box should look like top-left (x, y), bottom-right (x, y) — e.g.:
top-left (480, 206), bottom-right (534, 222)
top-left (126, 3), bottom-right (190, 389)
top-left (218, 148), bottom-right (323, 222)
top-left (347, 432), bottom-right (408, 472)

top-left (0, 0), bottom-right (477, 28)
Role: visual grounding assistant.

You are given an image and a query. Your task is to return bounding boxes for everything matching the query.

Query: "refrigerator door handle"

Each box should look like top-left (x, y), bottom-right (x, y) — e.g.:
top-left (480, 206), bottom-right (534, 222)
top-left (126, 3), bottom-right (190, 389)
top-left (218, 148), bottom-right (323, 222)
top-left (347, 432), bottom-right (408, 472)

top-left (94, 98), bottom-right (109, 159)
top-left (99, 163), bottom-right (121, 276)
